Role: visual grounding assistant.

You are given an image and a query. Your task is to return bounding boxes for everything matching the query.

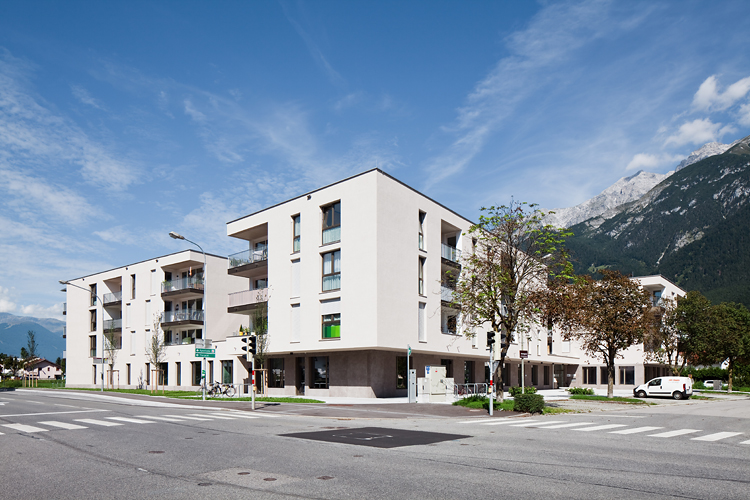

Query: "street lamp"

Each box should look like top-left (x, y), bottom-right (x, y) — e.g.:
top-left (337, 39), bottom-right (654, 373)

top-left (169, 231), bottom-right (208, 402)
top-left (59, 280), bottom-right (105, 392)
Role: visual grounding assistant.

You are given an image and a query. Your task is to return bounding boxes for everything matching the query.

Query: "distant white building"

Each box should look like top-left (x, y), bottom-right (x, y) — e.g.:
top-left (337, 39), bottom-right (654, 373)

top-left (24, 358), bottom-right (63, 380)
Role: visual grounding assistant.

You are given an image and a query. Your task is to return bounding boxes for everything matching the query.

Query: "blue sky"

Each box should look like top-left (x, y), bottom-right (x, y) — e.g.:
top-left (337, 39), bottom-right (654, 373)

top-left (1, 0), bottom-right (750, 318)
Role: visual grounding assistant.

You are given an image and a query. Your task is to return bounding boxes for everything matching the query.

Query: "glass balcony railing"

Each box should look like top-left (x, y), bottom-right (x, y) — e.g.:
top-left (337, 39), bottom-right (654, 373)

top-left (160, 310), bottom-right (205, 323)
top-left (441, 243), bottom-right (460, 263)
top-left (103, 291), bottom-right (122, 304)
top-left (228, 288), bottom-right (269, 308)
top-left (161, 276), bottom-right (204, 293)
top-left (440, 284), bottom-right (456, 303)
top-left (62, 303), bottom-right (66, 315)
top-left (228, 248), bottom-right (268, 269)
top-left (104, 318), bottom-right (122, 330)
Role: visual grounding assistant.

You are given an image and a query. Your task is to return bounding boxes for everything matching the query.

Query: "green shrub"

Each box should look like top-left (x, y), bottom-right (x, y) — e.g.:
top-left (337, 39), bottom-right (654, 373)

top-left (568, 387), bottom-right (595, 395)
top-left (513, 393), bottom-right (545, 414)
top-left (508, 386), bottom-right (537, 397)
top-left (0, 380), bottom-right (22, 388)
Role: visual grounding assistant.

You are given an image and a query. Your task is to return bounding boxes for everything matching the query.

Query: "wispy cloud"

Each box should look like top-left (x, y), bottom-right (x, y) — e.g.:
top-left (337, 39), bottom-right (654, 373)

top-left (71, 85), bottom-right (106, 110)
top-left (183, 98), bottom-right (206, 121)
top-left (692, 75), bottom-right (750, 113)
top-left (626, 152), bottom-right (683, 171)
top-left (664, 118), bottom-right (734, 147)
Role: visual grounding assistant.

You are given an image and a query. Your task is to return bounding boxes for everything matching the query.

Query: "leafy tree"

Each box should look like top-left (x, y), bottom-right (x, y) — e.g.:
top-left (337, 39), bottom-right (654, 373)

top-left (564, 270), bottom-right (652, 398)
top-left (671, 290), bottom-right (715, 367)
top-left (706, 303), bottom-right (750, 392)
top-left (20, 347), bottom-right (28, 360)
top-left (454, 201), bottom-right (574, 401)
top-left (26, 330), bottom-right (38, 360)
top-left (644, 297), bottom-right (690, 375)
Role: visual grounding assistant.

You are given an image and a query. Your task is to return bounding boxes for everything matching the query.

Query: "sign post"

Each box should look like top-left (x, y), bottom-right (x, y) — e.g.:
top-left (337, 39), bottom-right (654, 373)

top-left (407, 345), bottom-right (414, 403)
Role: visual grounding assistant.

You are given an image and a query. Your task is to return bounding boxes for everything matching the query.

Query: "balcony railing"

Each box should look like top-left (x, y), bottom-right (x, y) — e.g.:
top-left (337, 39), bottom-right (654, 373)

top-left (228, 288), bottom-right (269, 308)
top-left (162, 276), bottom-right (205, 294)
top-left (103, 291), bottom-right (122, 304)
top-left (228, 248), bottom-right (268, 269)
top-left (62, 303), bottom-right (66, 315)
top-left (160, 310), bottom-right (204, 323)
top-left (440, 284), bottom-right (456, 303)
top-left (165, 336), bottom-right (198, 346)
top-left (441, 243), bottom-right (460, 263)
top-left (104, 318), bottom-right (122, 330)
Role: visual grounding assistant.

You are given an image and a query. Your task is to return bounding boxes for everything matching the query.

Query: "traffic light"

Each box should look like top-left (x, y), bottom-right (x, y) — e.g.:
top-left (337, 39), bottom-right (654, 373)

top-left (241, 335), bottom-right (257, 359)
top-left (249, 335), bottom-right (257, 356)
top-left (487, 331), bottom-right (495, 348)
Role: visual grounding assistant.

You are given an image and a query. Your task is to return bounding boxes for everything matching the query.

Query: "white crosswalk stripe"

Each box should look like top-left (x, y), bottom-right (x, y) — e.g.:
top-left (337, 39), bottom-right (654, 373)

top-left (217, 412), bottom-right (259, 419)
top-left (190, 413), bottom-right (235, 420)
top-left (537, 422), bottom-right (595, 430)
top-left (740, 439), bottom-right (750, 445)
top-left (574, 424), bottom-right (627, 432)
top-left (162, 414), bottom-right (212, 421)
top-left (691, 432), bottom-right (742, 442)
top-left (135, 415), bottom-right (191, 422)
top-left (3, 423), bottom-right (48, 433)
top-left (510, 420), bottom-right (564, 428)
top-left (74, 419), bottom-right (123, 427)
top-left (482, 419), bottom-right (528, 426)
top-left (459, 419), bottom-right (493, 424)
top-left (610, 426), bottom-right (663, 435)
top-left (39, 421), bottom-right (88, 430)
top-left (649, 429), bottom-right (700, 438)
top-left (106, 417), bottom-right (154, 424)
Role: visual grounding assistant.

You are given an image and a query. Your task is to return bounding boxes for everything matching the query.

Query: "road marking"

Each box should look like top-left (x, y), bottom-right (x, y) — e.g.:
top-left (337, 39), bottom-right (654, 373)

top-left (574, 424), bottom-right (627, 432)
top-left (106, 417), bottom-right (155, 424)
top-left (54, 404), bottom-right (81, 408)
top-left (135, 415), bottom-right (191, 422)
top-left (3, 423), bottom-right (48, 433)
top-left (482, 419), bottom-right (528, 426)
top-left (691, 432), bottom-right (742, 442)
top-left (39, 421), bottom-right (88, 430)
top-left (0, 409), bottom-right (108, 418)
top-left (247, 412), bottom-right (280, 418)
top-left (190, 413), bottom-right (235, 420)
top-left (459, 419), bottom-right (494, 424)
top-left (74, 419), bottom-right (123, 427)
top-left (538, 422), bottom-right (595, 430)
top-left (216, 412), bottom-right (258, 419)
top-left (162, 415), bottom-right (212, 421)
top-left (740, 439), bottom-right (750, 445)
top-left (648, 429), bottom-right (700, 438)
top-left (610, 426), bottom-right (663, 435)
top-left (509, 420), bottom-right (564, 428)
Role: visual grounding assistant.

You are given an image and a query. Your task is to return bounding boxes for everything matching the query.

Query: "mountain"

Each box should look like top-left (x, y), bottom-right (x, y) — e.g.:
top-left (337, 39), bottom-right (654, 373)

top-left (0, 312), bottom-right (65, 360)
top-left (565, 134), bottom-right (750, 307)
top-left (675, 141), bottom-right (732, 171)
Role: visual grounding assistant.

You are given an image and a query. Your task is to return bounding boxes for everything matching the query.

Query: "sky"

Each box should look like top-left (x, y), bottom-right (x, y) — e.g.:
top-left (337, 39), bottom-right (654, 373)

top-left (1, 0), bottom-right (750, 319)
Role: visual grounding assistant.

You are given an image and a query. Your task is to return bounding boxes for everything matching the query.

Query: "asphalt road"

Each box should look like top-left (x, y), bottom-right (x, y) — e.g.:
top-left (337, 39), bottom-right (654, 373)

top-left (1, 389), bottom-right (749, 499)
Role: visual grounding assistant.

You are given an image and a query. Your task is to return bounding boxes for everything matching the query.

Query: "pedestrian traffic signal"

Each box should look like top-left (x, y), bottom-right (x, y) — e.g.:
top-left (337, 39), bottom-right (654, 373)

top-left (487, 331), bottom-right (495, 348)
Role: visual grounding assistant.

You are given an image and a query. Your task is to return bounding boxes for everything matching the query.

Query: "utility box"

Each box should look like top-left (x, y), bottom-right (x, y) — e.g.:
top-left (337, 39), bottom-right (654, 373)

top-left (417, 365), bottom-right (452, 403)
top-left (408, 369), bottom-right (417, 403)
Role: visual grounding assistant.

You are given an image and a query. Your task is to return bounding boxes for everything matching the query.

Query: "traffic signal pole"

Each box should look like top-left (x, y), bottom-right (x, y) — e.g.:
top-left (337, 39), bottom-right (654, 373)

top-left (487, 331), bottom-right (496, 416)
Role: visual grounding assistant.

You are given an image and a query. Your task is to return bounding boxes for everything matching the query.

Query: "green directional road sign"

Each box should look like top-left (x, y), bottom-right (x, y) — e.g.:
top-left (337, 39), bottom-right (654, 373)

top-left (195, 348), bottom-right (215, 358)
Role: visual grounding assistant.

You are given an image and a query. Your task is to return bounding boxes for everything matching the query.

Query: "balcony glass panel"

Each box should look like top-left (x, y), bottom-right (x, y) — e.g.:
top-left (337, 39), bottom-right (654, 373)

top-left (161, 310), bottom-right (204, 323)
top-left (104, 318), bottom-right (122, 329)
top-left (228, 248), bottom-right (268, 269)
top-left (322, 226), bottom-right (341, 244)
top-left (441, 243), bottom-right (460, 263)
top-left (161, 276), bottom-right (205, 293)
top-left (103, 291), bottom-right (122, 304)
top-left (228, 288), bottom-right (269, 308)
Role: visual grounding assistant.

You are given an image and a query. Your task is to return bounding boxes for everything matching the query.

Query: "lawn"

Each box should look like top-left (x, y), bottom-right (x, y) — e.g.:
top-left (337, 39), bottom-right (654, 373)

top-left (453, 395), bottom-right (515, 411)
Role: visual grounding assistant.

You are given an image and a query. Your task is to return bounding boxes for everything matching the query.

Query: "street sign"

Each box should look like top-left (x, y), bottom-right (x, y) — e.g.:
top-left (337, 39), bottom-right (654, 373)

top-left (519, 350), bottom-right (528, 359)
top-left (195, 348), bottom-right (215, 358)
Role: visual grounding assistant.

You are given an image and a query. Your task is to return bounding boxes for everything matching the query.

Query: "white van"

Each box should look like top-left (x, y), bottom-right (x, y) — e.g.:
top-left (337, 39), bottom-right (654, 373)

top-left (634, 377), bottom-right (693, 400)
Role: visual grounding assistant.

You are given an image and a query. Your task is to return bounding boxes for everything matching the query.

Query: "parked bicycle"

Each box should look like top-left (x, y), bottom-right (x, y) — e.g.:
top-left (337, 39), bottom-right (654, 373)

top-left (205, 381), bottom-right (235, 397)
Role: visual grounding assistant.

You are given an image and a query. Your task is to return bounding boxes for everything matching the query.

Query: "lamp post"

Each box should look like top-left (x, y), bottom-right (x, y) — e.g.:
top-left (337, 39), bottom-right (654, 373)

top-left (169, 231), bottom-right (208, 402)
top-left (59, 280), bottom-right (104, 392)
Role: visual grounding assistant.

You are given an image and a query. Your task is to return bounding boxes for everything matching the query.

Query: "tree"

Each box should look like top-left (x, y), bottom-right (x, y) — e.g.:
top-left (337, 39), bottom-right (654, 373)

top-left (644, 297), bottom-right (690, 375)
top-left (670, 291), bottom-right (715, 369)
top-left (145, 313), bottom-right (167, 386)
top-left (454, 201), bottom-right (574, 401)
top-left (706, 303), bottom-right (750, 392)
top-left (103, 319), bottom-right (120, 388)
top-left (251, 291), bottom-right (269, 370)
top-left (564, 270), bottom-right (652, 398)
top-left (26, 330), bottom-right (38, 360)
top-left (20, 347), bottom-right (28, 360)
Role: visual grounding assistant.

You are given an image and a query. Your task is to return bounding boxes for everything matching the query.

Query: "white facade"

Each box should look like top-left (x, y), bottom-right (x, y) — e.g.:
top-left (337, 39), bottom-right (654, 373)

top-left (63, 251), bottom-right (245, 389)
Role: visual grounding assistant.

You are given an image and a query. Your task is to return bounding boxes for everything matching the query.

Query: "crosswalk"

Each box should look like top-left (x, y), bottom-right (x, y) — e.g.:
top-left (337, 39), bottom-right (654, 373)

top-left (458, 418), bottom-right (749, 445)
top-left (0, 411), bottom-right (267, 437)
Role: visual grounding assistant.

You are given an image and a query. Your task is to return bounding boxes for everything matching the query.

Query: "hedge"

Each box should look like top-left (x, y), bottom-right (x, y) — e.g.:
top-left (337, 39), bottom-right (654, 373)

top-left (513, 393), bottom-right (545, 414)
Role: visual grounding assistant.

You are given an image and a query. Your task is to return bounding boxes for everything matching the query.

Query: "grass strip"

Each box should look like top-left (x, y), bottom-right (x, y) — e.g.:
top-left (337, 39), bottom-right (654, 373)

top-left (569, 395), bottom-right (650, 404)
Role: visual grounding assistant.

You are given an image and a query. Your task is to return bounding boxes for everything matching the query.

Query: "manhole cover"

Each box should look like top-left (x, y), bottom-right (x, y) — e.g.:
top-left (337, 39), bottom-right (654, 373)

top-left (281, 427), bottom-right (470, 448)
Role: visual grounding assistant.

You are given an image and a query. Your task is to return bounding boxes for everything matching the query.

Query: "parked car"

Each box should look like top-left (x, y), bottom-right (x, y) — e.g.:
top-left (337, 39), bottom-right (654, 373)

top-left (634, 377), bottom-right (693, 400)
top-left (701, 380), bottom-right (727, 389)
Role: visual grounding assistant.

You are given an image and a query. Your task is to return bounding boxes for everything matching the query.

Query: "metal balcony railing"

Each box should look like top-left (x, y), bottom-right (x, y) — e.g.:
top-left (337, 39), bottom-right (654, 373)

top-left (160, 310), bottom-right (204, 323)
top-left (228, 288), bottom-right (269, 308)
top-left (162, 276), bottom-right (204, 293)
top-left (228, 248), bottom-right (268, 269)
top-left (441, 243), bottom-right (460, 263)
top-left (103, 291), bottom-right (122, 304)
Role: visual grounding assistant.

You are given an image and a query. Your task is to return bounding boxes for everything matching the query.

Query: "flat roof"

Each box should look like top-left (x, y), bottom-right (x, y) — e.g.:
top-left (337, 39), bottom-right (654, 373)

top-left (226, 168), bottom-right (476, 226)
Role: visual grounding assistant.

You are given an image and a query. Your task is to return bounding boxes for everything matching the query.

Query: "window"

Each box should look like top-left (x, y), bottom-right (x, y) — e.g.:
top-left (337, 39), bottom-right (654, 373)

top-left (208, 360), bottom-right (213, 382)
top-left (653, 289), bottom-right (662, 307)
top-left (291, 304), bottom-right (301, 342)
top-left (418, 257), bottom-right (425, 295)
top-left (561, 340), bottom-right (571, 353)
top-left (322, 250), bottom-right (341, 291)
top-left (90, 310), bottom-right (97, 332)
top-left (311, 356), bottom-right (329, 388)
top-left (547, 329), bottom-right (553, 355)
top-left (544, 365), bottom-right (550, 386)
top-left (322, 202), bottom-right (341, 244)
top-left (531, 365), bottom-right (539, 386)
top-left (126, 363), bottom-right (131, 386)
top-left (89, 335), bottom-right (97, 357)
top-left (619, 366), bottom-right (635, 385)
top-left (582, 366), bottom-right (597, 385)
top-left (322, 314), bottom-right (340, 339)
top-left (176, 362), bottom-right (181, 386)
top-left (292, 215), bottom-right (301, 252)
top-left (418, 211), bottom-right (426, 250)
top-left (191, 361), bottom-right (202, 386)
top-left (269, 358), bottom-right (285, 388)
top-left (90, 284), bottom-right (97, 306)
top-left (464, 361), bottom-right (475, 383)
top-left (222, 360), bottom-right (233, 384)
top-left (418, 303), bottom-right (426, 342)
top-left (131, 274), bottom-right (136, 300)
top-left (440, 359), bottom-right (453, 378)
top-left (396, 356), bottom-right (413, 389)
top-left (130, 331), bottom-right (136, 355)
top-left (158, 362), bottom-right (168, 386)
top-left (600, 367), bottom-right (608, 386)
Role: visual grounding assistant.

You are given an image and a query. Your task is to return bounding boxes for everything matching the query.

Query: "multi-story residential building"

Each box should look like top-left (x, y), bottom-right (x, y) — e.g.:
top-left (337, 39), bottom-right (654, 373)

top-left (63, 251), bottom-right (245, 389)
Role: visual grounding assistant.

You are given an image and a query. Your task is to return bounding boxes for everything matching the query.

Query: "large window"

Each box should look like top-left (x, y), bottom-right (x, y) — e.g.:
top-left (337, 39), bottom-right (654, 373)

top-left (619, 366), bottom-right (635, 385)
top-left (440, 359), bottom-right (453, 378)
top-left (191, 361), bottom-right (201, 386)
top-left (464, 361), bottom-right (475, 384)
top-left (397, 356), bottom-right (413, 389)
top-left (292, 215), bottom-right (301, 253)
top-left (90, 284), bottom-right (97, 306)
top-left (322, 250), bottom-right (341, 291)
top-left (531, 365), bottom-right (539, 386)
top-left (312, 356), bottom-right (329, 388)
top-left (600, 367), bottom-right (608, 386)
top-left (89, 335), bottom-right (97, 357)
top-left (418, 257), bottom-right (425, 295)
top-left (222, 360), bottom-right (233, 384)
top-left (131, 274), bottom-right (136, 300)
top-left (322, 314), bottom-right (340, 339)
top-left (418, 211), bottom-right (425, 250)
top-left (582, 366), bottom-right (597, 385)
top-left (269, 358), bottom-right (285, 388)
top-left (90, 310), bottom-right (97, 332)
top-left (322, 202), bottom-right (341, 244)
top-left (544, 365), bottom-right (550, 386)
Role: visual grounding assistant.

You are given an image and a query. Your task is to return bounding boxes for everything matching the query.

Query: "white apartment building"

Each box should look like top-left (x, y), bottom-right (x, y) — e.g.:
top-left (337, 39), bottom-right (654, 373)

top-left (63, 251), bottom-right (245, 389)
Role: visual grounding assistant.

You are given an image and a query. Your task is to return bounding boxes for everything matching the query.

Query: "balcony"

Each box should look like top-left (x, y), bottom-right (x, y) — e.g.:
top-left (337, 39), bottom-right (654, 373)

top-left (62, 303), bottom-right (66, 315)
top-left (103, 291), bottom-right (122, 306)
top-left (62, 326), bottom-right (66, 339)
top-left (160, 310), bottom-right (204, 327)
top-left (227, 248), bottom-right (268, 278)
top-left (441, 243), bottom-right (461, 265)
top-left (440, 284), bottom-right (457, 305)
top-left (103, 318), bottom-right (122, 332)
top-left (227, 288), bottom-right (268, 314)
top-left (161, 276), bottom-right (204, 298)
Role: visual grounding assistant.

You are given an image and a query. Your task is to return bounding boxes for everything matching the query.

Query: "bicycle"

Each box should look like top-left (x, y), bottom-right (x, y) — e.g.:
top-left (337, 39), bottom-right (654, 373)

top-left (206, 381), bottom-right (235, 397)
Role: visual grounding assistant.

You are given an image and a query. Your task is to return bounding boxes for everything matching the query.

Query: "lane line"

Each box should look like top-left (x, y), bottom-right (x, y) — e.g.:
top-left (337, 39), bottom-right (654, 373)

top-left (510, 420), bottom-right (564, 428)
top-left (3, 423), bottom-right (48, 433)
top-left (610, 426), bottom-right (663, 435)
top-left (106, 417), bottom-right (155, 424)
top-left (691, 432), bottom-right (743, 442)
top-left (162, 415), bottom-right (212, 421)
top-left (135, 415), bottom-right (191, 422)
top-left (482, 419), bottom-right (529, 426)
top-left (648, 429), bottom-right (700, 438)
top-left (0, 409), bottom-right (108, 418)
top-left (574, 424), bottom-right (627, 432)
top-left (39, 421), bottom-right (88, 430)
top-left (538, 422), bottom-right (595, 430)
top-left (189, 413), bottom-right (235, 420)
top-left (74, 419), bottom-right (123, 427)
